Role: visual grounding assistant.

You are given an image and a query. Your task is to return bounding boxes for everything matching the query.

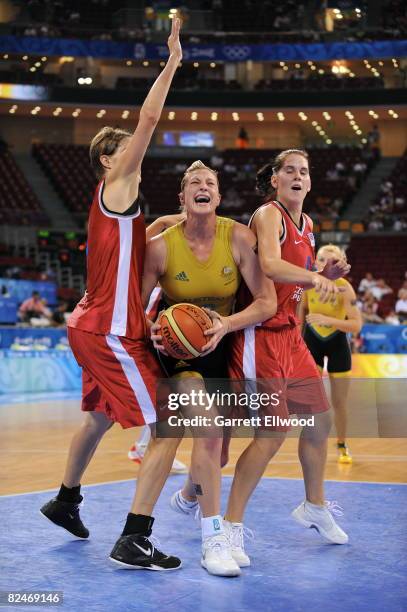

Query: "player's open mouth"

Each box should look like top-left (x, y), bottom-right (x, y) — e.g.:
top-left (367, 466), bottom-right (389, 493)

top-left (194, 195), bottom-right (211, 203)
top-left (291, 185), bottom-right (302, 191)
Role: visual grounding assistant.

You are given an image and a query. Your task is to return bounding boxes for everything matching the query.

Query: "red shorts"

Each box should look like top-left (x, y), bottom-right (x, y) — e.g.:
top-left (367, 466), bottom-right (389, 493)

top-left (68, 327), bottom-right (165, 429)
top-left (228, 325), bottom-right (329, 427)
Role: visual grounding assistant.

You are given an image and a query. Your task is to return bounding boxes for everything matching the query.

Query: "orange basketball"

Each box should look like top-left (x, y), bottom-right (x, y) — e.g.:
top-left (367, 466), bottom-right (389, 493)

top-left (158, 303), bottom-right (213, 360)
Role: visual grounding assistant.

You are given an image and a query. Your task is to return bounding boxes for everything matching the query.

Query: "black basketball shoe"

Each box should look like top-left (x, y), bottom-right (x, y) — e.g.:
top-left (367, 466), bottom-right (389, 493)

top-left (40, 497), bottom-right (89, 539)
top-left (110, 534), bottom-right (182, 571)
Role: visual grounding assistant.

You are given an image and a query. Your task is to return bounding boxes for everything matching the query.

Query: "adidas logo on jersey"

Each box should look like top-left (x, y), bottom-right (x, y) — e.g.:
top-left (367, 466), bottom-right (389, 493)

top-left (175, 271), bottom-right (189, 281)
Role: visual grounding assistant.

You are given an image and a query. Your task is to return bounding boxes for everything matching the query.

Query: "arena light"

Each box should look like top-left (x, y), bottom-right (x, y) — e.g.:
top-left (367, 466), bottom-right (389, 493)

top-left (392, 113), bottom-right (399, 119)
top-left (276, 112), bottom-right (284, 122)
top-left (332, 66), bottom-right (339, 74)
top-left (283, 66), bottom-right (289, 71)
top-left (143, 61), bottom-right (149, 67)
top-left (318, 69), bottom-right (324, 74)
top-left (168, 111), bottom-right (175, 120)
top-left (193, 62), bottom-right (199, 68)
top-left (35, 61), bottom-right (41, 67)
top-left (355, 7), bottom-right (361, 13)
top-left (361, 138), bottom-right (367, 144)
top-left (22, 55), bottom-right (28, 60)
top-left (191, 111), bottom-right (198, 121)
top-left (210, 62), bottom-right (216, 68)
top-left (3, 54), bottom-right (9, 59)
top-left (279, 61), bottom-right (285, 67)
top-left (9, 107), bottom-right (16, 114)
top-left (295, 63), bottom-right (301, 69)
top-left (72, 108), bottom-right (81, 117)
top-left (160, 61), bottom-right (165, 67)
top-left (41, 56), bottom-right (47, 62)
top-left (323, 112), bottom-right (331, 120)
top-left (311, 120), bottom-right (318, 127)
top-left (310, 65), bottom-right (316, 71)
top-left (326, 139), bottom-right (332, 144)
top-left (350, 120), bottom-right (356, 125)
top-left (30, 67), bottom-right (36, 72)
top-left (378, 61), bottom-right (384, 66)
top-left (232, 112), bottom-right (239, 121)
top-left (59, 56), bottom-right (74, 64)
top-left (258, 112), bottom-right (265, 121)
top-left (211, 112), bottom-right (218, 121)
top-left (356, 130), bottom-right (362, 135)
top-left (126, 60), bottom-right (132, 66)
top-left (122, 110), bottom-right (130, 119)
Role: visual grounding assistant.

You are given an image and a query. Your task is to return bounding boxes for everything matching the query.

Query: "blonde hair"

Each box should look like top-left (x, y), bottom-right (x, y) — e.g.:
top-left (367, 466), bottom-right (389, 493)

top-left (89, 126), bottom-right (132, 179)
top-left (317, 244), bottom-right (347, 262)
top-left (180, 160), bottom-right (218, 191)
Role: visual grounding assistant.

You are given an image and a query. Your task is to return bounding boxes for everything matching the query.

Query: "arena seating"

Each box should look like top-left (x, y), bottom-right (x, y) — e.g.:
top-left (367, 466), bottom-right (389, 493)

top-left (254, 76), bottom-right (384, 92)
top-left (32, 143), bottom-right (95, 224)
top-left (32, 144), bottom-right (371, 224)
top-left (365, 149), bottom-right (407, 230)
top-left (0, 149), bottom-right (50, 226)
top-left (347, 235), bottom-right (407, 315)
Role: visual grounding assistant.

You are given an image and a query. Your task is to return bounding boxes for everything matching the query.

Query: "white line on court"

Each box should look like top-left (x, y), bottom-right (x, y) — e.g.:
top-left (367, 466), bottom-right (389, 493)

top-left (1, 475), bottom-right (406, 499)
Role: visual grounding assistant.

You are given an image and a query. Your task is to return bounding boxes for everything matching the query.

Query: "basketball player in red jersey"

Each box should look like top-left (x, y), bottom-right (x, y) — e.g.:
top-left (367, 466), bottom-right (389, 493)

top-left (222, 150), bottom-right (350, 566)
top-left (40, 18), bottom-right (184, 571)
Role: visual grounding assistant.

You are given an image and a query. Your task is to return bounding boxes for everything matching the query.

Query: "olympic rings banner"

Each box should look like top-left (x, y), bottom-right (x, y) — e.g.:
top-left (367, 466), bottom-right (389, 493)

top-left (0, 36), bottom-right (405, 62)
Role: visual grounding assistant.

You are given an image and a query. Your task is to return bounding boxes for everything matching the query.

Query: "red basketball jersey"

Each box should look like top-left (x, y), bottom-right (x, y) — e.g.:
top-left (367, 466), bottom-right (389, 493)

top-left (239, 200), bottom-right (315, 329)
top-left (68, 181), bottom-right (147, 340)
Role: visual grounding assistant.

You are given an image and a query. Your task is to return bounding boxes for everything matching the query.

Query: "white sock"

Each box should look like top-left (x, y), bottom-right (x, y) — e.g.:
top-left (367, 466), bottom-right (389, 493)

top-left (201, 515), bottom-right (224, 540)
top-left (305, 500), bottom-right (325, 510)
top-left (179, 491), bottom-right (198, 507)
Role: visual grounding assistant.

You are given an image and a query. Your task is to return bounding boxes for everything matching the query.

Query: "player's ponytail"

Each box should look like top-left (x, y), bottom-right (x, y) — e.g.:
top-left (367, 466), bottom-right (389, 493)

top-left (255, 163), bottom-right (274, 200)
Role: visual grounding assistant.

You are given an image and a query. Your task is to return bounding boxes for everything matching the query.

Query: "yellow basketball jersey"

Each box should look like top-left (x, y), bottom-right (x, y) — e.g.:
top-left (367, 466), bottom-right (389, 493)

top-left (160, 217), bottom-right (240, 316)
top-left (307, 277), bottom-right (348, 338)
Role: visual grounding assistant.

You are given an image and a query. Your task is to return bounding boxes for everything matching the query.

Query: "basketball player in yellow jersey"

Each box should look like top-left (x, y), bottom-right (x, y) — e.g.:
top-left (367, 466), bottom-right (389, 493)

top-left (299, 244), bottom-right (362, 463)
top-left (142, 160), bottom-right (277, 577)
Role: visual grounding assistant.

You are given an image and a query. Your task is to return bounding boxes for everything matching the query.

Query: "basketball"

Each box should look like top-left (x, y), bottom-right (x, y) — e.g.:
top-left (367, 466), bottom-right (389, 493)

top-left (159, 303), bottom-right (213, 359)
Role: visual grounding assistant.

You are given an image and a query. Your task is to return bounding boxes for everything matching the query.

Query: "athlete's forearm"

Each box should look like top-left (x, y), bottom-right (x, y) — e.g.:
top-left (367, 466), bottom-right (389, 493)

top-left (225, 297), bottom-right (275, 333)
top-left (139, 54), bottom-right (180, 123)
top-left (319, 316), bottom-right (361, 333)
top-left (261, 257), bottom-right (315, 287)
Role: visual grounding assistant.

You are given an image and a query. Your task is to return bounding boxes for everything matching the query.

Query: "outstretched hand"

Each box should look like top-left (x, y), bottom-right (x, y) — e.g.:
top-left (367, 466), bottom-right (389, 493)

top-left (167, 17), bottom-right (182, 62)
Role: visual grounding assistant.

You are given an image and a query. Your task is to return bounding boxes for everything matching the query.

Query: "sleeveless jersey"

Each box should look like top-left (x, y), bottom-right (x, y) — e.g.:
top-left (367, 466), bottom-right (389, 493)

top-left (159, 217), bottom-right (240, 316)
top-left (238, 200), bottom-right (315, 329)
top-left (306, 277), bottom-right (348, 339)
top-left (68, 180), bottom-right (147, 340)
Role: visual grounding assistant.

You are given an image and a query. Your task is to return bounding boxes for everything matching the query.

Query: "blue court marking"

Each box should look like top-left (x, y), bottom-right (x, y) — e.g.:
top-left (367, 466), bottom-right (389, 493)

top-left (1, 477), bottom-right (406, 612)
top-left (0, 391), bottom-right (81, 405)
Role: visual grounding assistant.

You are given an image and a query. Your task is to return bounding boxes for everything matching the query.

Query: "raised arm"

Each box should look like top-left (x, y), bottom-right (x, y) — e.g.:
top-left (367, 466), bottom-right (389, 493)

top-left (104, 19), bottom-right (182, 210)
